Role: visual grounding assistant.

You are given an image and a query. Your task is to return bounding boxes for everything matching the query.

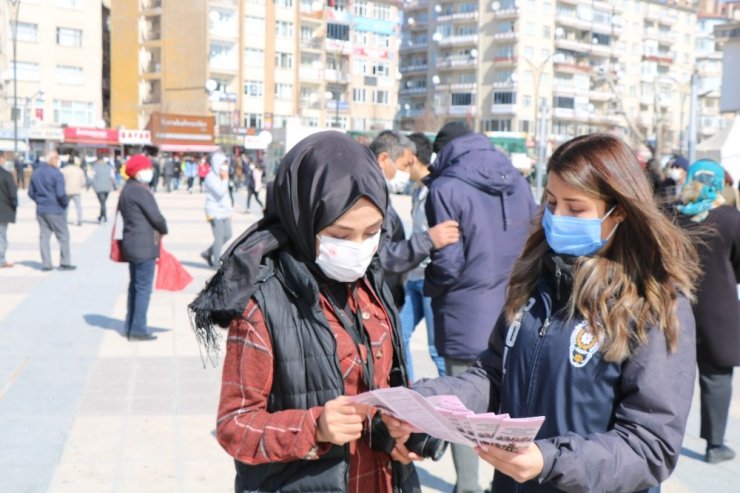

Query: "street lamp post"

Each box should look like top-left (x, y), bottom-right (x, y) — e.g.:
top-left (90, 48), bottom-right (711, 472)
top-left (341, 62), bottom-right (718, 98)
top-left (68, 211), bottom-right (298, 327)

top-left (8, 0), bottom-right (21, 159)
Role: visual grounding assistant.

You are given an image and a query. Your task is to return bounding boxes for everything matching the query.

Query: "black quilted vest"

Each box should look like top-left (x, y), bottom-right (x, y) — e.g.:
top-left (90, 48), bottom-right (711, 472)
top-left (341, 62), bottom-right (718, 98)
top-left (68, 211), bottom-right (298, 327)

top-left (233, 249), bottom-right (409, 493)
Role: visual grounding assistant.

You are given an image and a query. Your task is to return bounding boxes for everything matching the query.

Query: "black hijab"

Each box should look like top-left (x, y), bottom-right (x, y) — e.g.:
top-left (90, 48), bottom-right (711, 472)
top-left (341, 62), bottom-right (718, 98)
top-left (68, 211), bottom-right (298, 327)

top-left (189, 131), bottom-right (388, 359)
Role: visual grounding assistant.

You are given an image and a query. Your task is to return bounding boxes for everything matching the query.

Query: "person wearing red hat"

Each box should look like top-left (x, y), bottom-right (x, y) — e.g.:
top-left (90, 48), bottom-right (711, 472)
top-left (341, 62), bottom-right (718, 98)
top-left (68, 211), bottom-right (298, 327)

top-left (118, 154), bottom-right (168, 341)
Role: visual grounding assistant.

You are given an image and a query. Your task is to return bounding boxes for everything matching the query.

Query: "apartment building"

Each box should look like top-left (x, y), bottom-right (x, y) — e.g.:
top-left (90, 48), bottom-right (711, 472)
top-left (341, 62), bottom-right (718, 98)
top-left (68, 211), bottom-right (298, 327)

top-left (399, 0), bottom-right (699, 156)
top-left (111, 0), bottom-right (402, 138)
top-left (0, 0), bottom-right (104, 156)
top-left (244, 0), bottom-right (402, 132)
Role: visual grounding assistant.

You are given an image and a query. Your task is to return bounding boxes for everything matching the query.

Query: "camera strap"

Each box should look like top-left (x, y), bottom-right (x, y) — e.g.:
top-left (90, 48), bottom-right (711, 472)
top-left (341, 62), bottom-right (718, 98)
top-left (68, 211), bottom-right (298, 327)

top-left (322, 283), bottom-right (376, 391)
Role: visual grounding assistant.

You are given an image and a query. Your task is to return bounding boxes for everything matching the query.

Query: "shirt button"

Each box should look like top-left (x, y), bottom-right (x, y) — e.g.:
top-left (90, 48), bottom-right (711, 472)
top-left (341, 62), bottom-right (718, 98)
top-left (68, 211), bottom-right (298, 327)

top-left (362, 312), bottom-right (371, 320)
top-left (376, 350), bottom-right (383, 359)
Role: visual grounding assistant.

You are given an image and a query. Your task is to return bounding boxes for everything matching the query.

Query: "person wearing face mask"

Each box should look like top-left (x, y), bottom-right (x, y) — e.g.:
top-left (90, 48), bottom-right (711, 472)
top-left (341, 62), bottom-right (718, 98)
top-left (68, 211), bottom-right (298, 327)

top-left (118, 154), bottom-right (168, 341)
top-left (424, 121), bottom-right (536, 493)
top-left (657, 155), bottom-right (689, 205)
top-left (383, 133), bottom-right (700, 493)
top-left (369, 130), bottom-right (460, 309)
top-left (190, 131), bottom-right (422, 493)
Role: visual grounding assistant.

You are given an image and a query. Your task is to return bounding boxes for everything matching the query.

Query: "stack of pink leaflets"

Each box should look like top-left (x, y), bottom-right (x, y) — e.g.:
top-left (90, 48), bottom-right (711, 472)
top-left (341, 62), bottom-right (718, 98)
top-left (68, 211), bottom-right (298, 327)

top-left (350, 387), bottom-right (544, 453)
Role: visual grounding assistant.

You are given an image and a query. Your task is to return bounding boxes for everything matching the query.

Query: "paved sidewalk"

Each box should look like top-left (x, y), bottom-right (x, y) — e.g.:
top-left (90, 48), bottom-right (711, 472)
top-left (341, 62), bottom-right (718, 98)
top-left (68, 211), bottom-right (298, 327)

top-left (0, 189), bottom-right (737, 492)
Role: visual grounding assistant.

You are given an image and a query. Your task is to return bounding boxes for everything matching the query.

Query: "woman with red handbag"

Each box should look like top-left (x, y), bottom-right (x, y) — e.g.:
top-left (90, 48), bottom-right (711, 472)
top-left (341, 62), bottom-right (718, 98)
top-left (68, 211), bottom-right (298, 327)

top-left (118, 154), bottom-right (168, 341)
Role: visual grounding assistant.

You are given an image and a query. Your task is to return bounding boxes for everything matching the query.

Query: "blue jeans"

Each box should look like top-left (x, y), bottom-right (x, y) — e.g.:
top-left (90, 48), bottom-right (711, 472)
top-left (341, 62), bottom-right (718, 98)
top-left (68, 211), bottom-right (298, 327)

top-left (125, 259), bottom-right (156, 337)
top-left (399, 278), bottom-right (445, 381)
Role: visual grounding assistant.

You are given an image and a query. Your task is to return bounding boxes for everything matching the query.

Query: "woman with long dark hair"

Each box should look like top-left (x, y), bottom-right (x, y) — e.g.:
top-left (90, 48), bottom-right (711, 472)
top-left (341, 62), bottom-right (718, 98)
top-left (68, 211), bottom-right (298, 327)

top-left (385, 133), bottom-right (700, 492)
top-left (190, 132), bottom-right (419, 493)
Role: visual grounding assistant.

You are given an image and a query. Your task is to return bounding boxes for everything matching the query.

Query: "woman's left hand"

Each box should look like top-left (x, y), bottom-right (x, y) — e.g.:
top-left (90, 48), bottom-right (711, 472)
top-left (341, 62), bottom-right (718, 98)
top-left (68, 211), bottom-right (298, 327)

top-left (475, 443), bottom-right (544, 484)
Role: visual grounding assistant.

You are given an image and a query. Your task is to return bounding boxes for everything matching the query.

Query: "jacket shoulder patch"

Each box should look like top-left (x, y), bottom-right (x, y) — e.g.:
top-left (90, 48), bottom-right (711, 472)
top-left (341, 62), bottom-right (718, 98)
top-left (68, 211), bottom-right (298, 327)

top-left (569, 321), bottom-right (600, 368)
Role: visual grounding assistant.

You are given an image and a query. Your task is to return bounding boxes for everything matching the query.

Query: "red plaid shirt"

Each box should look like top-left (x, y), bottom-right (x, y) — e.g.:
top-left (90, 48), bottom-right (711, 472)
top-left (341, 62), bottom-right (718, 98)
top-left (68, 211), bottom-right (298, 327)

top-left (216, 280), bottom-right (395, 493)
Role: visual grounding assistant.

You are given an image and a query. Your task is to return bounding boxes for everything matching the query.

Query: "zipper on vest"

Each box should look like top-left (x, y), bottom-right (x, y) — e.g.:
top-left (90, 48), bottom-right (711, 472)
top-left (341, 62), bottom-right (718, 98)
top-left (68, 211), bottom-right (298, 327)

top-left (554, 264), bottom-right (562, 302)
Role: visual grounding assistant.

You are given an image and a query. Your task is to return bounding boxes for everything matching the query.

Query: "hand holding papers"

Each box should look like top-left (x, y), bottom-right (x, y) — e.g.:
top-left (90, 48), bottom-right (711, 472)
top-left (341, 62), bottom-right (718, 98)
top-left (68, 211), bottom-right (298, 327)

top-left (350, 387), bottom-right (544, 453)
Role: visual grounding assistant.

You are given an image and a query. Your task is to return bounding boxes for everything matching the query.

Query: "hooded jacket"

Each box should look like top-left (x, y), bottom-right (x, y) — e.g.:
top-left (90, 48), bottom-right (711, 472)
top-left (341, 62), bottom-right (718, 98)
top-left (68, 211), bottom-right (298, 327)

top-left (414, 254), bottom-right (697, 493)
top-left (424, 133), bottom-right (536, 360)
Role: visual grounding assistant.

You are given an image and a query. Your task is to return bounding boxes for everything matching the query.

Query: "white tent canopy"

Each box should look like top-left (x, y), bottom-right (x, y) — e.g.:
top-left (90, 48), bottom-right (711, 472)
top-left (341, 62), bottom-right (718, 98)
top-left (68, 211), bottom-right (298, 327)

top-left (0, 139), bottom-right (29, 153)
top-left (697, 115), bottom-right (740, 181)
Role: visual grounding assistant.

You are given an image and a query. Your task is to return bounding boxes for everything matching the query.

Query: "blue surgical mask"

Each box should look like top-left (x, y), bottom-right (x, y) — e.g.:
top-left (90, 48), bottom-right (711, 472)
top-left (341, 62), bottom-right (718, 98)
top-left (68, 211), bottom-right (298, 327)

top-left (542, 206), bottom-right (618, 257)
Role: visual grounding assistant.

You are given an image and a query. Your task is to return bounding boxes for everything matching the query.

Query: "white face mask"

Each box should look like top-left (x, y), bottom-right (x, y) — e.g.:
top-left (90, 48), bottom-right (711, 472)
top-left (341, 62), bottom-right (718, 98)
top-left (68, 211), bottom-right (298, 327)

top-left (667, 168), bottom-right (683, 182)
top-left (315, 232), bottom-right (381, 283)
top-left (136, 169), bottom-right (154, 183)
top-left (390, 169), bottom-right (411, 191)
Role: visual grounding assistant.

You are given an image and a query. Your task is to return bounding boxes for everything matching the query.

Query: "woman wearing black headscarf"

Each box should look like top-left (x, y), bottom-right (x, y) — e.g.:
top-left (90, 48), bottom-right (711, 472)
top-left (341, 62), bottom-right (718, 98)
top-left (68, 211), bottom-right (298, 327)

top-left (190, 132), bottom-right (420, 493)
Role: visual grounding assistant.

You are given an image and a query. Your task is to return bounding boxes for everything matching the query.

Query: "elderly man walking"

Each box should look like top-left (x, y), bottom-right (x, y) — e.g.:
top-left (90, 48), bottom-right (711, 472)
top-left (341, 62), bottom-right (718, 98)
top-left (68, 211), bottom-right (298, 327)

top-left (28, 151), bottom-right (75, 271)
top-left (0, 152), bottom-right (18, 268)
top-left (60, 159), bottom-right (86, 226)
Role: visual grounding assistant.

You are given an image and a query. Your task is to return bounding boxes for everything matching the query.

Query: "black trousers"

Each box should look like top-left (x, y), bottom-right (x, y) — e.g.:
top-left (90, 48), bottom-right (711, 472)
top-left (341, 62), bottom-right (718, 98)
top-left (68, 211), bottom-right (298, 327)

top-left (96, 192), bottom-right (109, 221)
top-left (698, 350), bottom-right (734, 445)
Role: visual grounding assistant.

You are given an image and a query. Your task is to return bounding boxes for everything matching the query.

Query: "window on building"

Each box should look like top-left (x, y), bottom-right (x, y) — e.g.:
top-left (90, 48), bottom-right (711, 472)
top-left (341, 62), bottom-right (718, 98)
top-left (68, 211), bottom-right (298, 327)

top-left (12, 22), bottom-right (38, 42)
top-left (371, 62), bottom-right (389, 77)
top-left (483, 119), bottom-right (512, 131)
top-left (275, 83), bottom-right (292, 99)
top-left (276, 21), bottom-right (293, 38)
top-left (523, 95), bottom-right (532, 107)
top-left (496, 46), bottom-right (514, 58)
top-left (302, 117), bottom-right (319, 127)
top-left (329, 0), bottom-right (347, 12)
top-left (458, 72), bottom-right (476, 84)
top-left (53, 100), bottom-right (93, 125)
top-left (459, 2), bottom-right (477, 13)
top-left (494, 70), bottom-right (514, 83)
top-left (245, 48), bottom-right (264, 65)
top-left (327, 23), bottom-right (349, 40)
top-left (275, 52), bottom-right (293, 69)
top-left (519, 120), bottom-right (531, 133)
top-left (244, 113), bottom-right (263, 129)
top-left (56, 65), bottom-right (83, 85)
top-left (374, 4), bottom-right (391, 20)
top-left (354, 31), bottom-right (368, 44)
top-left (353, 0), bottom-right (368, 17)
top-left (56, 27), bottom-right (82, 47)
top-left (11, 61), bottom-right (39, 81)
top-left (553, 96), bottom-right (575, 109)
top-left (275, 0), bottom-right (293, 7)
top-left (374, 33), bottom-right (391, 47)
top-left (452, 93), bottom-right (473, 105)
top-left (328, 115), bottom-right (347, 128)
top-left (244, 80), bottom-right (264, 97)
top-left (543, 25), bottom-right (551, 38)
top-left (301, 26), bottom-right (314, 42)
top-left (353, 58), bottom-right (368, 74)
top-left (373, 90), bottom-right (390, 104)
top-left (353, 88), bottom-right (366, 102)
top-left (493, 91), bottom-right (516, 104)
top-left (524, 22), bottom-right (535, 35)
top-left (245, 16), bottom-right (265, 34)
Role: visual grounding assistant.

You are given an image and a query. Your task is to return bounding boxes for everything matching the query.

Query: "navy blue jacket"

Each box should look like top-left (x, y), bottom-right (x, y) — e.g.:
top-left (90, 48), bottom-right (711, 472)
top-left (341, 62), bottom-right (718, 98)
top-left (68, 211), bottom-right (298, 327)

top-left (28, 164), bottom-right (68, 215)
top-left (415, 255), bottom-right (697, 493)
top-left (424, 133), bottom-right (536, 360)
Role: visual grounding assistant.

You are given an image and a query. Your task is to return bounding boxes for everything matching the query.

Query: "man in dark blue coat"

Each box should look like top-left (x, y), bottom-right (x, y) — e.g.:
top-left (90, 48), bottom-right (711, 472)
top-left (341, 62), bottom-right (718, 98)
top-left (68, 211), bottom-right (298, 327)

top-left (28, 151), bottom-right (75, 271)
top-left (424, 121), bottom-right (536, 493)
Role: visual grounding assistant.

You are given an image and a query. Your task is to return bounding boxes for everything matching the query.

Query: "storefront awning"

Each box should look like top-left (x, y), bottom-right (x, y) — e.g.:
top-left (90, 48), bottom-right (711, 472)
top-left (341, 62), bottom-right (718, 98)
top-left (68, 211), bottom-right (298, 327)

top-left (0, 139), bottom-right (29, 152)
top-left (157, 144), bottom-right (220, 153)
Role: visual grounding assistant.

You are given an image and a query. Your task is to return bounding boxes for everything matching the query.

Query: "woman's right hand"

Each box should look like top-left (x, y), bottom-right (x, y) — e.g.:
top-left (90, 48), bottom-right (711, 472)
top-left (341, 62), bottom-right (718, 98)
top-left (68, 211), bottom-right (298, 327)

top-left (316, 396), bottom-right (368, 446)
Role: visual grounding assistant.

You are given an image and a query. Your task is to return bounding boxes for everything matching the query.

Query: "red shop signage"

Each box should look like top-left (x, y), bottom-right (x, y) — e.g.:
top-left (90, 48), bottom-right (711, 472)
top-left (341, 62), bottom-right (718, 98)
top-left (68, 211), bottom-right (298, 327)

top-left (63, 127), bottom-right (120, 146)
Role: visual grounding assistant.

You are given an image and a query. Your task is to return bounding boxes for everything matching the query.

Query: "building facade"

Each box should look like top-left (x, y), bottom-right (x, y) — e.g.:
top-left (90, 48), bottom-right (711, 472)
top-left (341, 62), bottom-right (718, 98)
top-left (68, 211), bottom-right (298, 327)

top-left (399, 0), bottom-right (699, 157)
top-left (0, 0), bottom-right (104, 157)
top-left (111, 0), bottom-right (403, 138)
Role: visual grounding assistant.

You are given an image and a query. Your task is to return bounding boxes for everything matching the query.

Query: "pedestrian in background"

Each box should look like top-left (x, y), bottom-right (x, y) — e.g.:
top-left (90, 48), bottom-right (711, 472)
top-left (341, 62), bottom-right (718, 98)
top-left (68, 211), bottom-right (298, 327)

top-left (14, 155), bottom-right (25, 189)
top-left (118, 154), bottom-right (168, 341)
top-left (28, 151), bottom-right (74, 272)
top-left (91, 158), bottom-right (115, 223)
top-left (162, 153), bottom-right (175, 193)
top-left (245, 160), bottom-right (264, 211)
top-left (398, 132), bottom-right (446, 380)
top-left (149, 155), bottom-right (161, 193)
top-left (197, 157), bottom-right (210, 192)
top-left (0, 152), bottom-right (18, 268)
top-left (387, 133), bottom-right (700, 493)
top-left (200, 152), bottom-right (232, 268)
top-left (184, 157), bottom-right (198, 193)
top-left (369, 130), bottom-right (459, 309)
top-left (424, 121), bottom-right (536, 493)
top-left (60, 160), bottom-right (86, 226)
top-left (171, 155), bottom-right (182, 190)
top-left (190, 131), bottom-right (417, 493)
top-left (675, 160), bottom-right (740, 464)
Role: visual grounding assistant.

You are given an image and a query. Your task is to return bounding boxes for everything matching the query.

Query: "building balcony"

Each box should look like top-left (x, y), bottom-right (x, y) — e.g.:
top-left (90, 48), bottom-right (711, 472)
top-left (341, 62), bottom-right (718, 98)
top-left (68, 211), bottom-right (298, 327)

top-left (436, 56), bottom-right (476, 69)
top-left (140, 29), bottom-right (161, 43)
top-left (658, 31), bottom-right (676, 44)
top-left (493, 55), bottom-right (518, 65)
top-left (490, 103), bottom-right (516, 114)
top-left (555, 38), bottom-right (593, 54)
top-left (208, 57), bottom-right (238, 73)
top-left (325, 69), bottom-right (351, 83)
top-left (642, 53), bottom-right (675, 64)
top-left (141, 62), bottom-right (161, 76)
top-left (493, 31), bottom-right (518, 41)
top-left (400, 109), bottom-right (424, 118)
top-left (594, 0), bottom-right (622, 13)
top-left (400, 63), bottom-right (428, 74)
top-left (552, 84), bottom-right (579, 95)
top-left (491, 81), bottom-right (517, 89)
top-left (298, 67), bottom-right (323, 80)
top-left (437, 11), bottom-right (479, 23)
top-left (447, 104), bottom-right (476, 116)
top-left (400, 86), bottom-right (427, 95)
top-left (590, 43), bottom-right (614, 58)
top-left (438, 34), bottom-right (478, 47)
top-left (401, 41), bottom-right (428, 52)
top-left (300, 39), bottom-right (323, 50)
top-left (325, 100), bottom-right (349, 111)
top-left (140, 0), bottom-right (161, 11)
top-left (554, 61), bottom-right (592, 74)
top-left (589, 89), bottom-right (612, 102)
top-left (404, 0), bottom-right (428, 11)
top-left (492, 8), bottom-right (519, 19)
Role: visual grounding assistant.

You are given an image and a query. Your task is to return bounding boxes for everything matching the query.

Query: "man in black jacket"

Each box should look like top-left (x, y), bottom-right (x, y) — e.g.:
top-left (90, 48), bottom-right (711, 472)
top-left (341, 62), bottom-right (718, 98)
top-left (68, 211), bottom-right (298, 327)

top-left (0, 153), bottom-right (18, 268)
top-left (369, 130), bottom-right (459, 308)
